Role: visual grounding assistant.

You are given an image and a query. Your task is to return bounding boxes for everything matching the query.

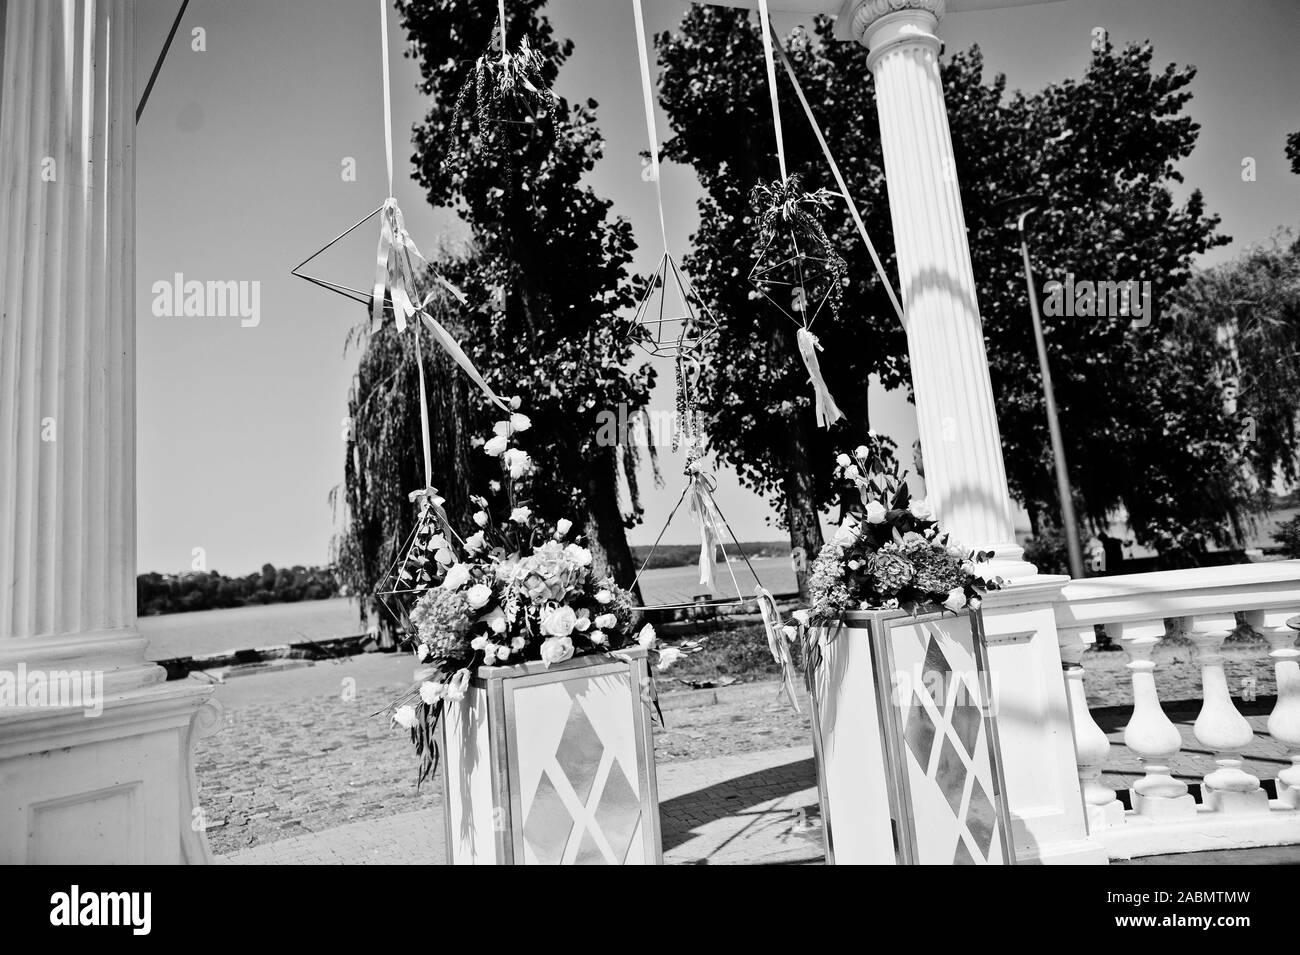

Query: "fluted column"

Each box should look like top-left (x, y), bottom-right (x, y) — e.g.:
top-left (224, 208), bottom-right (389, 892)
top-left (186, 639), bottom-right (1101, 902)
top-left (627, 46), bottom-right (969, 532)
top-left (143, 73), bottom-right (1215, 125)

top-left (0, 0), bottom-right (216, 865)
top-left (0, 0), bottom-right (157, 693)
top-left (842, 0), bottom-right (1032, 575)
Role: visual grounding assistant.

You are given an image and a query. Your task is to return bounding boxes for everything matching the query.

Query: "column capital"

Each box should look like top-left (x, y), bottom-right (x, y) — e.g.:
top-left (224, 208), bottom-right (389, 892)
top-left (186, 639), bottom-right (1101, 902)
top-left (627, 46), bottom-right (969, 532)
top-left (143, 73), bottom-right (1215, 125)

top-left (839, 0), bottom-right (945, 55)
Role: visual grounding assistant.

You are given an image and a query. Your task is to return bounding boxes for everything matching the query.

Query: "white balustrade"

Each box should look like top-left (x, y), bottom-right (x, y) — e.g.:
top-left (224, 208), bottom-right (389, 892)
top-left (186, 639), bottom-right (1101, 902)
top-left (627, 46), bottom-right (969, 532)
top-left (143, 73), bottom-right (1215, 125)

top-left (1248, 610), bottom-right (1300, 809)
top-left (1115, 619), bottom-right (1197, 819)
top-left (1054, 564), bottom-right (1300, 858)
top-left (1059, 626), bottom-right (1124, 830)
top-left (1188, 613), bottom-right (1268, 812)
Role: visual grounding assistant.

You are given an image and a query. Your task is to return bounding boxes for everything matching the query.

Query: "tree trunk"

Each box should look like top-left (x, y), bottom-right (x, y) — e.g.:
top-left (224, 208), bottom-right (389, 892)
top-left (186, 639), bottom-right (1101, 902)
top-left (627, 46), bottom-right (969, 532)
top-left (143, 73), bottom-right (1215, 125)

top-left (582, 444), bottom-right (642, 601)
top-left (781, 418), bottom-right (824, 600)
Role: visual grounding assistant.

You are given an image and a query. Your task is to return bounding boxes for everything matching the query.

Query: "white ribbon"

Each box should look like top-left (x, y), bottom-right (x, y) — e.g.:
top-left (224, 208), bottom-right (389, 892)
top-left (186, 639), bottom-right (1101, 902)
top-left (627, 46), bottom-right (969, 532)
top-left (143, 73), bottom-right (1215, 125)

top-left (632, 0), bottom-right (670, 252)
top-left (757, 585), bottom-right (801, 713)
top-left (796, 326), bottom-right (845, 428)
top-left (757, 0), bottom-right (787, 183)
top-left (379, 0), bottom-right (394, 197)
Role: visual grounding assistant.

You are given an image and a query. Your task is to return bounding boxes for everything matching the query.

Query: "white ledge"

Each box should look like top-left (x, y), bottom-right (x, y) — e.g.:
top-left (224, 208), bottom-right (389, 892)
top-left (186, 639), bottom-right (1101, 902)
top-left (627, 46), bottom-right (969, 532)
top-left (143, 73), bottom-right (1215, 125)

top-left (1055, 561), bottom-right (1300, 631)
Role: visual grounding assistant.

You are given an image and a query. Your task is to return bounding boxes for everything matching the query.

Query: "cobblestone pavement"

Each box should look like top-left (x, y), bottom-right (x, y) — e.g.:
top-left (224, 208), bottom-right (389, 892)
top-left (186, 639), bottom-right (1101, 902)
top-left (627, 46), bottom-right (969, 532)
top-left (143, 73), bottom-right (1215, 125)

top-left (196, 634), bottom-right (1291, 858)
top-left (220, 746), bottom-right (823, 865)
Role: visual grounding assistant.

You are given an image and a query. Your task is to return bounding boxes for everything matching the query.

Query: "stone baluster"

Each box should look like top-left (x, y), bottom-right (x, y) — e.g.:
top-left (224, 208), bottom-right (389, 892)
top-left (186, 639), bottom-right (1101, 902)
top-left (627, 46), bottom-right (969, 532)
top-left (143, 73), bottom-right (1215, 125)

top-left (1059, 627), bottom-right (1124, 829)
top-left (1189, 614), bottom-right (1268, 812)
top-left (1246, 611), bottom-right (1300, 808)
top-left (1117, 619), bottom-right (1196, 818)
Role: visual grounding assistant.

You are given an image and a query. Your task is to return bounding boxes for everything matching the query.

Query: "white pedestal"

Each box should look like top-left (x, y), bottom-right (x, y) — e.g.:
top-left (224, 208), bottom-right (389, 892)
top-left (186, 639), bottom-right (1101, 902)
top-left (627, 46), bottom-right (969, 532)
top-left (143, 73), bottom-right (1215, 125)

top-left (810, 608), bottom-right (1015, 864)
top-left (441, 647), bottom-right (661, 865)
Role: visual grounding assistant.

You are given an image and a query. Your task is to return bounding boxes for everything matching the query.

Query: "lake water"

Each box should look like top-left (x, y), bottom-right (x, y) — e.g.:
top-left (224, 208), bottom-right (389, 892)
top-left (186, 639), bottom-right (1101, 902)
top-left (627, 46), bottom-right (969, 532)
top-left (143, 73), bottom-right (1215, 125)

top-left (139, 556), bottom-right (797, 661)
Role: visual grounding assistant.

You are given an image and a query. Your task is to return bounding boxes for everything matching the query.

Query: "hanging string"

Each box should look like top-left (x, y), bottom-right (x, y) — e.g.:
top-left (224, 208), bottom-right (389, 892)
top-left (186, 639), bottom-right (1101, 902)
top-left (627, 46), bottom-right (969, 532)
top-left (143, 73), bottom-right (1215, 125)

top-left (632, 0), bottom-right (670, 253)
top-left (768, 23), bottom-right (904, 325)
top-left (498, 0), bottom-right (509, 59)
top-left (379, 0), bottom-right (394, 198)
top-left (757, 0), bottom-right (787, 183)
top-left (413, 323), bottom-right (434, 488)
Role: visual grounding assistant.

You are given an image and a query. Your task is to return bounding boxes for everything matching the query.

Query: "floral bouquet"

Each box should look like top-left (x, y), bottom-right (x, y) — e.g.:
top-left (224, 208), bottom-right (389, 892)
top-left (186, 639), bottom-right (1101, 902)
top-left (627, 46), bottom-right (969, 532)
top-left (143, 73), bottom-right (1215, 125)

top-left (388, 414), bottom-right (687, 784)
top-left (803, 436), bottom-right (1004, 631)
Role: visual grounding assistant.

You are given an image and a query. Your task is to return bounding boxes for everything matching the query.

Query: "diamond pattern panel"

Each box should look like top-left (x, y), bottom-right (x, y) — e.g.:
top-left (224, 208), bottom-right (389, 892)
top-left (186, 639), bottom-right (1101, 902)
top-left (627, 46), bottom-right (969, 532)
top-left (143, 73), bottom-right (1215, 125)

top-left (903, 693), bottom-right (936, 771)
top-left (523, 770), bottom-right (574, 865)
top-left (554, 704), bottom-right (604, 805)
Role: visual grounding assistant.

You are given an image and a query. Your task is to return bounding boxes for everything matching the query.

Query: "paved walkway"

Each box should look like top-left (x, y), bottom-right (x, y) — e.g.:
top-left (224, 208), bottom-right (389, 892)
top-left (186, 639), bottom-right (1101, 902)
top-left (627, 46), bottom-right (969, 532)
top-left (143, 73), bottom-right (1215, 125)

top-left (219, 745), bottom-right (823, 865)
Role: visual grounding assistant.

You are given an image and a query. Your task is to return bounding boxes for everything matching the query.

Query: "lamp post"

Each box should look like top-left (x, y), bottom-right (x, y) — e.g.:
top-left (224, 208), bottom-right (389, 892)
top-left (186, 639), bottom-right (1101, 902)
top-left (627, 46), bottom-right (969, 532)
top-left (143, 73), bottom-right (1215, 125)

top-left (1004, 195), bottom-right (1085, 579)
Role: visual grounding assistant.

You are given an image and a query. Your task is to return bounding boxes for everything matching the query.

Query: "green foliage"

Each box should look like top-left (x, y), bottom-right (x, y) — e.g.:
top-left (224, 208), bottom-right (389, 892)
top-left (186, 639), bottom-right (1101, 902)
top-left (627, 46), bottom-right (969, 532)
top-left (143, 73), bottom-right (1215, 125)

top-left (334, 0), bottom-right (655, 627)
top-left (659, 12), bottom-right (1255, 560)
top-left (1275, 514), bottom-right (1300, 559)
top-left (396, 0), bottom-right (656, 588)
top-left (136, 564), bottom-right (339, 616)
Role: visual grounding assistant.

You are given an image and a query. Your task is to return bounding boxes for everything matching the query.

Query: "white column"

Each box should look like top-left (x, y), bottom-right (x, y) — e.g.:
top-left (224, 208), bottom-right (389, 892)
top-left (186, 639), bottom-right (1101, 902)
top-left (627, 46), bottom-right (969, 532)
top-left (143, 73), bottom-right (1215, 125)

top-left (841, 0), bottom-right (1031, 576)
top-left (1058, 627), bottom-right (1123, 829)
top-left (1116, 619), bottom-right (1196, 819)
top-left (1247, 610), bottom-right (1300, 808)
top-left (1189, 613), bottom-right (1268, 812)
top-left (841, 0), bottom-right (1101, 863)
top-left (0, 0), bottom-right (216, 864)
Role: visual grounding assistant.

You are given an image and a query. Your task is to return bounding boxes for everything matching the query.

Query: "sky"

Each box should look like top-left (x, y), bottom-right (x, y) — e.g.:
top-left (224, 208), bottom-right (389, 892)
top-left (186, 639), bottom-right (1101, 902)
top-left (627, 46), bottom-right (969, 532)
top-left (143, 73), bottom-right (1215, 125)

top-left (134, 0), bottom-right (1300, 576)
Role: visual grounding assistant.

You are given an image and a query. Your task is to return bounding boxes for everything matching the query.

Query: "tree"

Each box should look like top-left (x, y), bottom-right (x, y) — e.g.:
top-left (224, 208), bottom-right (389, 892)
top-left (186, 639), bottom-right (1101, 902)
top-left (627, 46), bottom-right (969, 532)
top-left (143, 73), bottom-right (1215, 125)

top-left (392, 0), bottom-right (655, 592)
top-left (658, 12), bottom-right (1242, 564)
top-left (657, 9), bottom-right (907, 597)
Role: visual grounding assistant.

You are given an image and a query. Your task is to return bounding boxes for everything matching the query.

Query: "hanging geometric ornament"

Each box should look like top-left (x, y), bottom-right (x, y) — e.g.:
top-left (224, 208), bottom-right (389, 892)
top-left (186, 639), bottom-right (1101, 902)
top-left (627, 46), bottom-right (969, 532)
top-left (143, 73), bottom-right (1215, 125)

top-left (625, 253), bottom-right (719, 359)
top-left (374, 487), bottom-right (459, 629)
top-left (453, 0), bottom-right (557, 138)
top-left (747, 0), bottom-right (849, 430)
top-left (622, 0), bottom-right (716, 360)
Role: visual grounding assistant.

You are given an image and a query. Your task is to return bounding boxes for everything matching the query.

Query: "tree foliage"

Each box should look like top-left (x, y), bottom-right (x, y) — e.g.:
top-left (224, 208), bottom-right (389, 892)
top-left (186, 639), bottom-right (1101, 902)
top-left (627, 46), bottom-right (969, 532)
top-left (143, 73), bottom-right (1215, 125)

top-left (658, 10), bottom-right (1254, 562)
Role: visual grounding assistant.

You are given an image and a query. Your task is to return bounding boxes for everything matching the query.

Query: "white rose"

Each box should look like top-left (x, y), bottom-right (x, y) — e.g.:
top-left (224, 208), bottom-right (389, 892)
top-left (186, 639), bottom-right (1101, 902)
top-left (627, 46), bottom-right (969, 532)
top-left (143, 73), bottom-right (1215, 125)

top-left (855, 445), bottom-right (870, 458)
top-left (834, 517), bottom-right (861, 546)
top-left (555, 518), bottom-right (573, 538)
top-left (470, 635), bottom-right (488, 651)
top-left (494, 643), bottom-right (511, 662)
top-left (510, 506), bottom-right (532, 524)
top-left (464, 531), bottom-right (487, 552)
top-left (473, 511), bottom-right (489, 528)
top-left (441, 562), bottom-right (471, 590)
top-left (595, 589), bottom-right (613, 605)
top-left (845, 465), bottom-right (860, 479)
top-left (564, 543), bottom-right (593, 567)
top-left (419, 681), bottom-right (445, 705)
top-left (503, 448), bottom-right (531, 479)
top-left (539, 636), bottom-right (575, 667)
top-left (510, 413), bottom-right (532, 433)
top-left (444, 669), bottom-right (471, 702)
top-left (509, 395), bottom-right (522, 410)
top-left (589, 629), bottom-right (608, 646)
top-left (595, 613), bottom-right (618, 630)
top-left (656, 646), bottom-right (683, 670)
top-left (574, 614), bottom-right (591, 632)
top-left (511, 636), bottom-right (526, 651)
top-left (909, 499), bottom-right (934, 520)
top-left (485, 608), bottom-right (507, 634)
top-left (836, 453), bottom-right (852, 468)
top-left (943, 588), bottom-right (967, 612)
top-left (864, 501), bottom-right (887, 524)
top-left (541, 605), bottom-right (577, 638)
top-left (392, 705), bottom-right (418, 729)
top-left (434, 547), bottom-right (454, 565)
top-left (466, 583), bottom-right (492, 610)
top-left (483, 434), bottom-right (509, 457)
top-left (637, 624), bottom-right (657, 649)
top-left (481, 651), bottom-right (496, 667)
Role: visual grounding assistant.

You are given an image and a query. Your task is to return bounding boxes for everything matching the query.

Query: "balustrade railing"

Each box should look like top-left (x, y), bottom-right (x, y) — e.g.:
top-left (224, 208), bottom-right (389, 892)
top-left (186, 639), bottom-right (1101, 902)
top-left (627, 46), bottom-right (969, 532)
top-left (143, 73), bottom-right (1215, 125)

top-left (1054, 562), bottom-right (1300, 859)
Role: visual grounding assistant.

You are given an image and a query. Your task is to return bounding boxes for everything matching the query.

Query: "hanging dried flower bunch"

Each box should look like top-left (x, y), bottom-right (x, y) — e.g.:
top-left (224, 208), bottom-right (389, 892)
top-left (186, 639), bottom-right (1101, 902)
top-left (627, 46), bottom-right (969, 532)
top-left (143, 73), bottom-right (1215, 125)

top-left (749, 174), bottom-right (848, 322)
top-left (453, 30), bottom-right (557, 141)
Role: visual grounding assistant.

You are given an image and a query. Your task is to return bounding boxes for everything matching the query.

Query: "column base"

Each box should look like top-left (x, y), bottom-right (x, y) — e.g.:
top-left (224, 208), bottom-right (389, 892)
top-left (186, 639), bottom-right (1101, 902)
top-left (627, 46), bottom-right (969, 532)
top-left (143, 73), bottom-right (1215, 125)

top-left (1203, 786), bottom-right (1271, 814)
top-left (978, 573), bottom-right (1107, 865)
top-left (1087, 799), bottom-right (1127, 831)
top-left (1131, 791), bottom-right (1198, 820)
top-left (0, 673), bottom-right (219, 863)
